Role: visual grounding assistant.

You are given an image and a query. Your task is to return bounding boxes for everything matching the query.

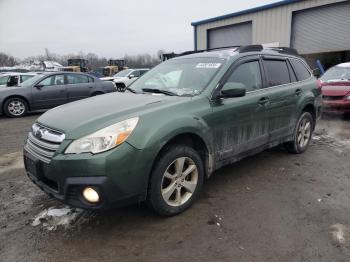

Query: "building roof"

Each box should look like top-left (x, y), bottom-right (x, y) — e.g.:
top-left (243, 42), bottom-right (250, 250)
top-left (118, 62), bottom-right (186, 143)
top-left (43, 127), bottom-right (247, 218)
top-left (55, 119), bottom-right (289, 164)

top-left (191, 0), bottom-right (302, 26)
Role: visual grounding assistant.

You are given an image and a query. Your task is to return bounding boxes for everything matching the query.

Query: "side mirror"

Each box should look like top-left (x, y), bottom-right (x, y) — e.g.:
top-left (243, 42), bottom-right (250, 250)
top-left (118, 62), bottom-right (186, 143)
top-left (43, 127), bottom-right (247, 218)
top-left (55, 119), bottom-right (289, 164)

top-left (220, 82), bottom-right (246, 98)
top-left (128, 74), bottom-right (135, 79)
top-left (35, 84), bottom-right (44, 89)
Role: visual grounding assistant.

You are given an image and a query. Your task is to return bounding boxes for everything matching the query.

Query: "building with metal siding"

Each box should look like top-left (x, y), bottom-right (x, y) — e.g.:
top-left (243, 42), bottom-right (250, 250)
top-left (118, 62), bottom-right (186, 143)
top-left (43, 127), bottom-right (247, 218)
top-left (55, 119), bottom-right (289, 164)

top-left (192, 0), bottom-right (350, 68)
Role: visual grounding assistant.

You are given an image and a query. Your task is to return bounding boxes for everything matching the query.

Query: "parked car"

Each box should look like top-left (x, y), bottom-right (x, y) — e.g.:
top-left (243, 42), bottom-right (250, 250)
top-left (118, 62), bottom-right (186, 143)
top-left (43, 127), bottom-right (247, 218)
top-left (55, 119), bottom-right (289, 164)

top-left (0, 72), bottom-right (37, 87)
top-left (101, 68), bottom-right (149, 91)
top-left (319, 62), bottom-right (350, 115)
top-left (0, 72), bottom-right (115, 117)
top-left (24, 45), bottom-right (322, 216)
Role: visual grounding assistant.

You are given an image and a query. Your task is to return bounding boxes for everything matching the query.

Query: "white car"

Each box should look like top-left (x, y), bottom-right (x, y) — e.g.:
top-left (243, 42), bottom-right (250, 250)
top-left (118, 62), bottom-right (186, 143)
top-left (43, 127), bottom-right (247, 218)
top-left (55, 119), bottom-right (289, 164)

top-left (101, 68), bottom-right (149, 91)
top-left (0, 72), bottom-right (38, 87)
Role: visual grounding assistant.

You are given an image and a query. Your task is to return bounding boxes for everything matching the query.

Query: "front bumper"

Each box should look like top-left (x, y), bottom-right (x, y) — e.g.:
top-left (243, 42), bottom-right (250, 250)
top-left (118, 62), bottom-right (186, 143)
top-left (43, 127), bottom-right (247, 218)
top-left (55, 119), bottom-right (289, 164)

top-left (24, 142), bottom-right (154, 209)
top-left (323, 100), bottom-right (350, 113)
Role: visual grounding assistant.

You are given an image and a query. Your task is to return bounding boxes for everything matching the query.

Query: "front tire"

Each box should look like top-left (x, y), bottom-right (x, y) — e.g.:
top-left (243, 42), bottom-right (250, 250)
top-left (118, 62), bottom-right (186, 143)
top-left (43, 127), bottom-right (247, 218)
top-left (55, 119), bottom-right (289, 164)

top-left (4, 97), bottom-right (28, 118)
top-left (284, 111), bottom-right (314, 154)
top-left (147, 145), bottom-right (204, 216)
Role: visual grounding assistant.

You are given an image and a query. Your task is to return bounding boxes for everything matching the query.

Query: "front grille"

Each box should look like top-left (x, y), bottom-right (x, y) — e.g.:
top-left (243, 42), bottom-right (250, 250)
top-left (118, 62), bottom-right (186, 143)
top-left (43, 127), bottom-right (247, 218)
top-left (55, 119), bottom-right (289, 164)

top-left (24, 123), bottom-right (65, 163)
top-left (323, 95), bottom-right (344, 101)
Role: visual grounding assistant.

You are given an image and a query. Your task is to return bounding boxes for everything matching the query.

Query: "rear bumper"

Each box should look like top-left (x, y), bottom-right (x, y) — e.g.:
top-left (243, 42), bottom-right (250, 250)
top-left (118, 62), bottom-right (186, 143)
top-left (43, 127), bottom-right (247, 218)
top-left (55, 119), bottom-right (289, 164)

top-left (323, 100), bottom-right (350, 113)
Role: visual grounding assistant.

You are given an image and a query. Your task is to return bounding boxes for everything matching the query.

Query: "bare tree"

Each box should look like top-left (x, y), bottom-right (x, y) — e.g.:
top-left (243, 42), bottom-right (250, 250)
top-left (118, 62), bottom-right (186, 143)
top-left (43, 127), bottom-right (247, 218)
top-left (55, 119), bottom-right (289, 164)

top-left (0, 52), bottom-right (17, 67)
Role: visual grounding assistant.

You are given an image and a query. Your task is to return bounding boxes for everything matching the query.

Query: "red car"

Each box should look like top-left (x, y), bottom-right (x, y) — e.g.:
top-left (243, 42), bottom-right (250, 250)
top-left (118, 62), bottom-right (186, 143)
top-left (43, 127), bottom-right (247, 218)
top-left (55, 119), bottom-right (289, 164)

top-left (320, 63), bottom-right (350, 115)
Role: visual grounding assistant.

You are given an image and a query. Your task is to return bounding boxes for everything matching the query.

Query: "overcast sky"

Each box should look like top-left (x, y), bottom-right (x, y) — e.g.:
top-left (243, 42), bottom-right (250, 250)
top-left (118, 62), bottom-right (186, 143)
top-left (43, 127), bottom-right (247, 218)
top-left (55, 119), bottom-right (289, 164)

top-left (0, 0), bottom-right (276, 59)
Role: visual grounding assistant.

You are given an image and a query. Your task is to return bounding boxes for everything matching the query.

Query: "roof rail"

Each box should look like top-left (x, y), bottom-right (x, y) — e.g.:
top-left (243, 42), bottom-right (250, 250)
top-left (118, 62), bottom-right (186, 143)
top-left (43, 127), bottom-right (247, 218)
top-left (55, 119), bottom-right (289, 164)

top-left (265, 47), bottom-right (299, 55)
top-left (237, 45), bottom-right (263, 53)
top-left (160, 45), bottom-right (299, 61)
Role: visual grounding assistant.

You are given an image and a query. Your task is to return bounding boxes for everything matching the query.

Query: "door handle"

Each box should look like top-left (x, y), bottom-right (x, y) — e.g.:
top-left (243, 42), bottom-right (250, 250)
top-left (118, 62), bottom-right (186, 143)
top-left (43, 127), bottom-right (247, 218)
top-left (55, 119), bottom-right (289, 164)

top-left (88, 86), bottom-right (93, 89)
top-left (258, 97), bottom-right (269, 105)
top-left (295, 89), bottom-right (302, 96)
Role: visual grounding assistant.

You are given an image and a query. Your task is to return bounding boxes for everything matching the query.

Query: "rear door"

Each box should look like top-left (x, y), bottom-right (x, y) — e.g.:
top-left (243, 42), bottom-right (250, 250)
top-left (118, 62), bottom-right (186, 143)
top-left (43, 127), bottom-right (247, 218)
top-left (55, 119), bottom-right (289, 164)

top-left (261, 57), bottom-right (298, 143)
top-left (209, 56), bottom-right (269, 161)
top-left (65, 74), bottom-right (92, 102)
top-left (31, 74), bottom-right (67, 109)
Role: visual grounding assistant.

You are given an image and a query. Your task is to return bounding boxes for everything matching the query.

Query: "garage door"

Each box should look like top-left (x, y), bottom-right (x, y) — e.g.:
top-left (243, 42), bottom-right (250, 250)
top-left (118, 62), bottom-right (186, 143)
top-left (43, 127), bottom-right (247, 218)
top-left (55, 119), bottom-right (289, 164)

top-left (208, 22), bottom-right (252, 49)
top-left (291, 1), bottom-right (350, 54)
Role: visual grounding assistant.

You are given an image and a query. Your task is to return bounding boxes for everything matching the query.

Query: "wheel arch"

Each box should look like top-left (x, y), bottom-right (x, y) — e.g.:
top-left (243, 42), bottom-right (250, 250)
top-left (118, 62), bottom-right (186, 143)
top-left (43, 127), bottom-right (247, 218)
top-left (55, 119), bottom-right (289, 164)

top-left (301, 103), bottom-right (316, 129)
top-left (2, 95), bottom-right (30, 112)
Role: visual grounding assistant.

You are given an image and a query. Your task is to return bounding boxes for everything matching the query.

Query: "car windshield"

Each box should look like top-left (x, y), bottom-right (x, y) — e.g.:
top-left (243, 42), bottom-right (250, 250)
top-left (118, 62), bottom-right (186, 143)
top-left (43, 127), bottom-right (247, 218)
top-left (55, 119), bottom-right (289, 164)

top-left (320, 66), bottom-right (350, 82)
top-left (20, 74), bottom-right (42, 86)
top-left (131, 57), bottom-right (226, 96)
top-left (113, 69), bottom-right (133, 77)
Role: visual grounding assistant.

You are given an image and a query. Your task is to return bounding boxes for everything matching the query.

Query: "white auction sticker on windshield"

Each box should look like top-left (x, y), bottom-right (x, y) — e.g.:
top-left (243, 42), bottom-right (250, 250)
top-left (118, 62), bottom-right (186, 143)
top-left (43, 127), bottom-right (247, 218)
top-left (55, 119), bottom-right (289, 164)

top-left (195, 63), bottom-right (221, 69)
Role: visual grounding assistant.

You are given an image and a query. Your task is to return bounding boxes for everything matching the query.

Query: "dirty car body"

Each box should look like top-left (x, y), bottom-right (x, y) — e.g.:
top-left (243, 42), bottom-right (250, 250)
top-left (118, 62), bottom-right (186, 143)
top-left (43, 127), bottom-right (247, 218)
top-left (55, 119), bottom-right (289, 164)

top-left (24, 46), bottom-right (322, 216)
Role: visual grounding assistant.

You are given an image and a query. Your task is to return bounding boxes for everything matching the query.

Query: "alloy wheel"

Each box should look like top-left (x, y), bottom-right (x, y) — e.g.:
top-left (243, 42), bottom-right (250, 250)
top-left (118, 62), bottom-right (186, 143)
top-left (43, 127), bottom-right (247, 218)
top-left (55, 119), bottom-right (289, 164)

top-left (8, 100), bottom-right (25, 116)
top-left (297, 118), bottom-right (311, 148)
top-left (161, 157), bottom-right (198, 207)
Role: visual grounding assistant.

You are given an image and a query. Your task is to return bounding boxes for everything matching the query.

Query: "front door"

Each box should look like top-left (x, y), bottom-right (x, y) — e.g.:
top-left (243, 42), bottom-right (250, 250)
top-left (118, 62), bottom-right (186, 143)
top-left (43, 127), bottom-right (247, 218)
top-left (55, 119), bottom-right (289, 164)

top-left (31, 74), bottom-right (67, 109)
top-left (209, 57), bottom-right (270, 161)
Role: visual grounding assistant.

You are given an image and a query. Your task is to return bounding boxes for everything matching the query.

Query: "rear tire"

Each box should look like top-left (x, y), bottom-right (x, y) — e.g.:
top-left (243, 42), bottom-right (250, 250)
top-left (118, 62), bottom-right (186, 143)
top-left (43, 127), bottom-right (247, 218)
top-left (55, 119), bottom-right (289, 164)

top-left (284, 111), bottom-right (314, 154)
top-left (4, 97), bottom-right (28, 118)
top-left (147, 145), bottom-right (204, 216)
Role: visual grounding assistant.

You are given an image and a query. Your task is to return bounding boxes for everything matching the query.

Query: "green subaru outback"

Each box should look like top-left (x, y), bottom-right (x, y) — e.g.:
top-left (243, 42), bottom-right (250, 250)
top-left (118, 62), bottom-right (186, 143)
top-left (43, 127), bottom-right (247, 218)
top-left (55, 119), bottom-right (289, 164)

top-left (24, 45), bottom-right (322, 216)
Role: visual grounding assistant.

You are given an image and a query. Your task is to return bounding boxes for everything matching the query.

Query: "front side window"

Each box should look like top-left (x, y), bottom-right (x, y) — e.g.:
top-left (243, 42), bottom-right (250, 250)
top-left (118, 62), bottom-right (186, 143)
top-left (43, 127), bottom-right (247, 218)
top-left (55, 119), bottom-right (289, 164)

top-left (131, 70), bottom-right (140, 77)
top-left (140, 70), bottom-right (148, 76)
top-left (39, 75), bottom-right (65, 86)
top-left (226, 61), bottom-right (262, 92)
top-left (0, 75), bottom-right (9, 85)
top-left (20, 75), bottom-right (34, 83)
top-left (113, 69), bottom-right (133, 77)
top-left (290, 59), bottom-right (311, 81)
top-left (264, 60), bottom-right (291, 87)
top-left (131, 57), bottom-right (226, 96)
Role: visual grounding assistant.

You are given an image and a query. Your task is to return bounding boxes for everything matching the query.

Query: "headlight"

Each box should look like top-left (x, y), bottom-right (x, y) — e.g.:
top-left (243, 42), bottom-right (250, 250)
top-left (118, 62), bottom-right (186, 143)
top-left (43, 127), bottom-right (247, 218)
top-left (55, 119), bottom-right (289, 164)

top-left (65, 117), bottom-right (139, 154)
top-left (346, 96), bottom-right (350, 100)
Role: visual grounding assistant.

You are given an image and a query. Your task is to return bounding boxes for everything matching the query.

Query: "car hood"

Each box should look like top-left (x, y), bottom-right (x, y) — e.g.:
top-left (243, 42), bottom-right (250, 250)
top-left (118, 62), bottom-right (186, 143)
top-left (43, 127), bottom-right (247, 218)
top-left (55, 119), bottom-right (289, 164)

top-left (37, 92), bottom-right (187, 139)
top-left (321, 81), bottom-right (350, 96)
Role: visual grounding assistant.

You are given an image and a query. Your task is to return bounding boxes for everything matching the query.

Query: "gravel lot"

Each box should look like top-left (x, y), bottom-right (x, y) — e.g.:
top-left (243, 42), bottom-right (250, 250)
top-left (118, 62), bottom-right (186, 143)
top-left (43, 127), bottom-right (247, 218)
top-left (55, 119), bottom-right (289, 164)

top-left (0, 113), bottom-right (350, 262)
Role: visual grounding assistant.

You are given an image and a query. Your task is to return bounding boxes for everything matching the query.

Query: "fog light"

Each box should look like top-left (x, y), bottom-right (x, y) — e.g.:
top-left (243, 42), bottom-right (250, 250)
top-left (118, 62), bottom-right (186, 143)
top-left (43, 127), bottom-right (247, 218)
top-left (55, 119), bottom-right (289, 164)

top-left (82, 187), bottom-right (100, 203)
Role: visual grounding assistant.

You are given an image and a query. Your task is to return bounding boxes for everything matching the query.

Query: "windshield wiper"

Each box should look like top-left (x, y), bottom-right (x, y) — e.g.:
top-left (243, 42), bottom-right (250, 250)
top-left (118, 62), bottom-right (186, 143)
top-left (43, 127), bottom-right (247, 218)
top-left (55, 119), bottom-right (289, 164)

top-left (142, 88), bottom-right (178, 96)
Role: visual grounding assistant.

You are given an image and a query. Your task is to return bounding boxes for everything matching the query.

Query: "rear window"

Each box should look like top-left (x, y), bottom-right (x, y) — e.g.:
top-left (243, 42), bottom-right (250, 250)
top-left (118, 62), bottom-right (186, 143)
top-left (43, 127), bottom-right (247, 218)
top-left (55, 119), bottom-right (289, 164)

top-left (264, 60), bottom-right (290, 87)
top-left (290, 59), bottom-right (311, 81)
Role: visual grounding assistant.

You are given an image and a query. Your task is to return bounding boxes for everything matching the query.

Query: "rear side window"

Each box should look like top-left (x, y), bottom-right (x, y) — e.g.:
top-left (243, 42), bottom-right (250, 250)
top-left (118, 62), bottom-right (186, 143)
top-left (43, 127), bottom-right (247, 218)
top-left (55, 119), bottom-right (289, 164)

top-left (264, 60), bottom-right (290, 87)
top-left (226, 61), bottom-right (262, 92)
top-left (67, 74), bottom-right (89, 84)
top-left (290, 59), bottom-right (311, 81)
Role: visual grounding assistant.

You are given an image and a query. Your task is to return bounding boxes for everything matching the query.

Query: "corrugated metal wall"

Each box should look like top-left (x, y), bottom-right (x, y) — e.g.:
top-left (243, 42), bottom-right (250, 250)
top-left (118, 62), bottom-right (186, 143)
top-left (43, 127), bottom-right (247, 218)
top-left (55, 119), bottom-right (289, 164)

top-left (291, 1), bottom-right (350, 54)
top-left (208, 22), bottom-right (252, 49)
top-left (195, 0), bottom-right (347, 51)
